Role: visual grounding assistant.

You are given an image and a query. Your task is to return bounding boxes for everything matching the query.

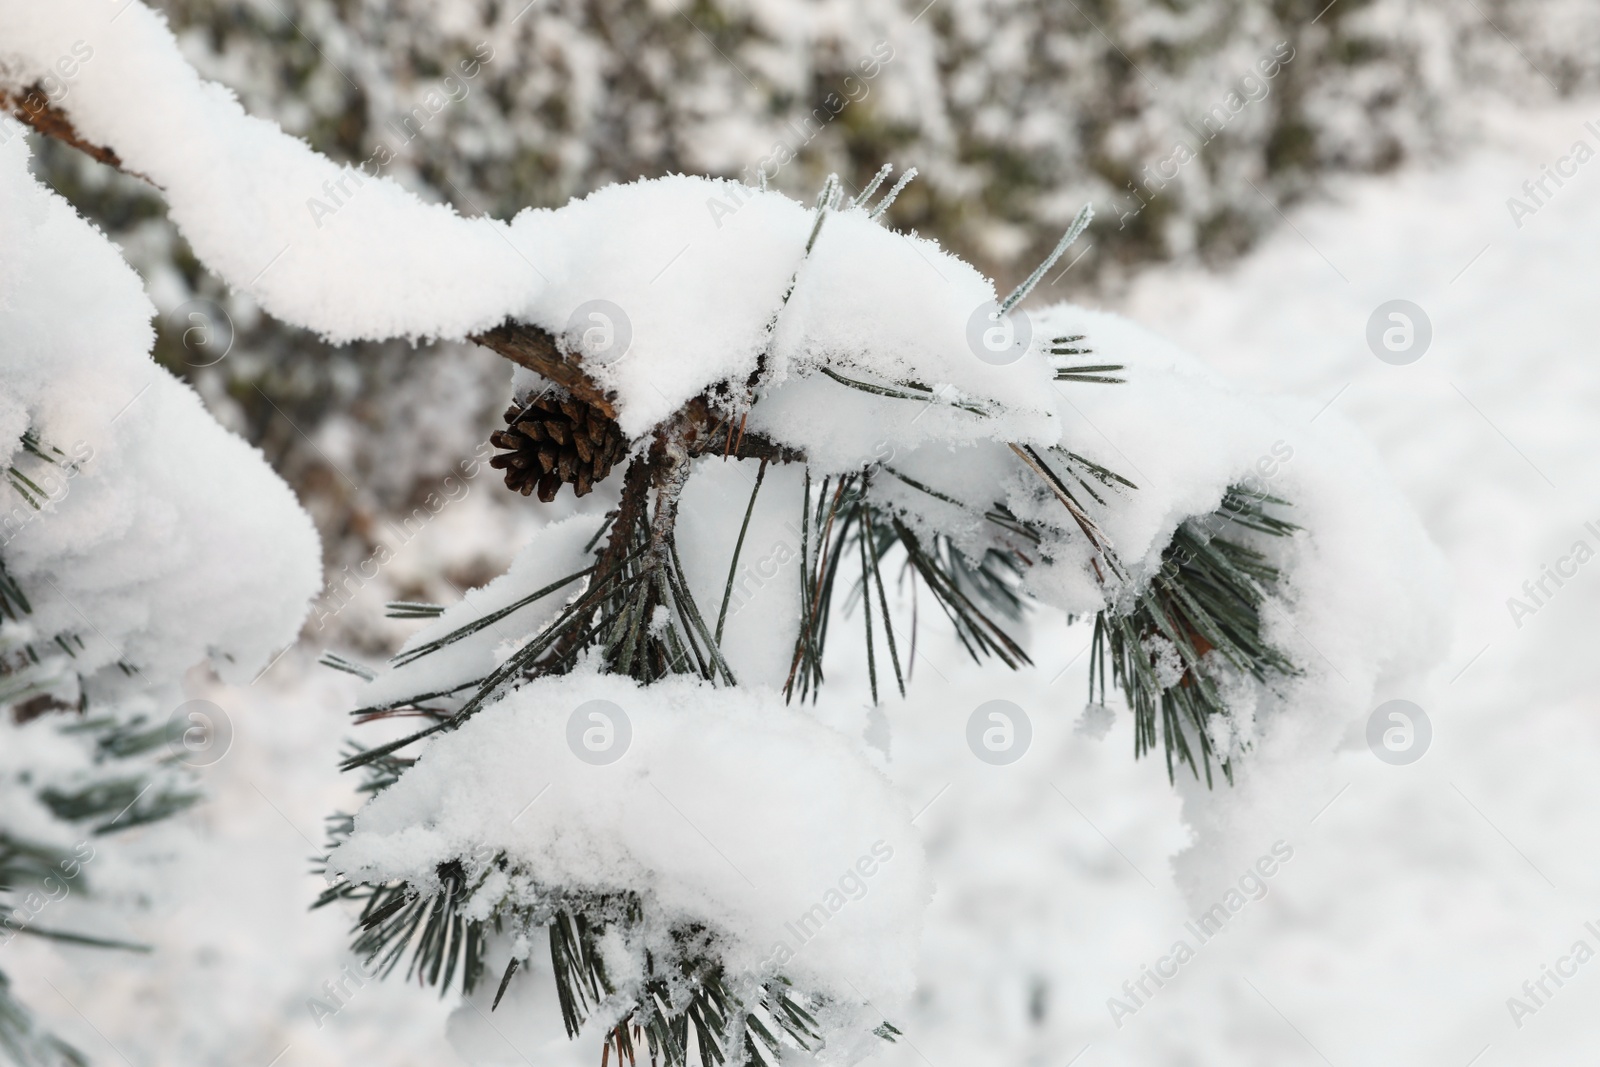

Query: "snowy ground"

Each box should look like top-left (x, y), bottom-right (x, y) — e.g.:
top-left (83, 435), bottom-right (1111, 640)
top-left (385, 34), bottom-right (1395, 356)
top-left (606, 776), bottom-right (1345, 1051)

top-left (13, 95), bottom-right (1600, 1065)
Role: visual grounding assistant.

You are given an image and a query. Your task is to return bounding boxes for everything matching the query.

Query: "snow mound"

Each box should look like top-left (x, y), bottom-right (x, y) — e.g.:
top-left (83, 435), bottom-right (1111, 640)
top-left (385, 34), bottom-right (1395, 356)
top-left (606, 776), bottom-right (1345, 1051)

top-left (0, 121), bottom-right (319, 703)
top-left (328, 669), bottom-right (931, 1011)
top-left (506, 175), bottom-right (1060, 452)
top-left (0, 0), bottom-right (544, 343)
top-left (505, 176), bottom-right (812, 439)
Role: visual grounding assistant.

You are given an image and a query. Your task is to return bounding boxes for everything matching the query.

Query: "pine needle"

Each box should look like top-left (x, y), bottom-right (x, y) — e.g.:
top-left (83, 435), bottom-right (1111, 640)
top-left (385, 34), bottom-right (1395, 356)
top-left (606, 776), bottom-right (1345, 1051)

top-left (999, 203), bottom-right (1094, 315)
top-left (385, 601), bottom-right (445, 619)
top-left (849, 163), bottom-right (894, 210)
top-left (318, 652), bottom-right (377, 681)
top-left (715, 458), bottom-right (767, 644)
top-left (868, 167), bottom-right (918, 221)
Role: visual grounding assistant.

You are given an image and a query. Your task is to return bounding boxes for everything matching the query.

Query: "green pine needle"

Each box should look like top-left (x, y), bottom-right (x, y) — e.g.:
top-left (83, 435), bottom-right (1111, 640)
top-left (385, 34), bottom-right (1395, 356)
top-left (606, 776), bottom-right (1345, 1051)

top-left (1091, 485), bottom-right (1299, 785)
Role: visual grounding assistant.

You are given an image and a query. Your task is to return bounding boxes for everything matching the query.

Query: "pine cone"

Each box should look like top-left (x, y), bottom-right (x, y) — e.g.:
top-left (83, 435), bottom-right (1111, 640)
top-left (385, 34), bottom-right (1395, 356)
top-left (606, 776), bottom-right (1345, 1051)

top-left (488, 393), bottom-right (629, 502)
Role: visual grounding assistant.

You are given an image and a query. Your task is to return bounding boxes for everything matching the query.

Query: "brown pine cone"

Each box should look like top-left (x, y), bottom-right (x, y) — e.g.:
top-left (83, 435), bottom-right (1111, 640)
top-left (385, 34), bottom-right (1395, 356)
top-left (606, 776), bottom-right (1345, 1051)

top-left (488, 392), bottom-right (629, 502)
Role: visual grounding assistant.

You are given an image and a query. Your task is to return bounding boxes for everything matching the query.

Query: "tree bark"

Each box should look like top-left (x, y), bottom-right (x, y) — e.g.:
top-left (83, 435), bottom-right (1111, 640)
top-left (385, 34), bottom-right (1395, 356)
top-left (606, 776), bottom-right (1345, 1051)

top-left (2, 83), bottom-right (144, 179)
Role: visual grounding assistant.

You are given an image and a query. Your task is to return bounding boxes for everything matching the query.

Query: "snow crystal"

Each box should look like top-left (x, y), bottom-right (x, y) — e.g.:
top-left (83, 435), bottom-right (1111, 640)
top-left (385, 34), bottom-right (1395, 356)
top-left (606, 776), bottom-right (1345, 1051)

top-left (1140, 633), bottom-right (1186, 690)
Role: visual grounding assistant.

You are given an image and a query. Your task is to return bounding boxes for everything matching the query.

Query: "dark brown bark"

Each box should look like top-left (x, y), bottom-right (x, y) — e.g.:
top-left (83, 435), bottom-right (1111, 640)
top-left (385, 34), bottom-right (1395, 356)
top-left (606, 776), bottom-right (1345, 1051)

top-left (1, 83), bottom-right (147, 180)
top-left (472, 323), bottom-right (619, 421)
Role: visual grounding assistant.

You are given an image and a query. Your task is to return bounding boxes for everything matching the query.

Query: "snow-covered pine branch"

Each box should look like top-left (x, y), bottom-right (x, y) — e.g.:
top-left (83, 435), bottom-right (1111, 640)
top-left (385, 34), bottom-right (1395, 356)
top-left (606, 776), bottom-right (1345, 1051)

top-left (0, 0), bottom-right (542, 343)
top-left (1, 5), bottom-right (1447, 1064)
top-left (310, 173), bottom-right (1446, 1062)
top-left (0, 111), bottom-right (320, 1062)
top-left (0, 127), bottom-right (319, 706)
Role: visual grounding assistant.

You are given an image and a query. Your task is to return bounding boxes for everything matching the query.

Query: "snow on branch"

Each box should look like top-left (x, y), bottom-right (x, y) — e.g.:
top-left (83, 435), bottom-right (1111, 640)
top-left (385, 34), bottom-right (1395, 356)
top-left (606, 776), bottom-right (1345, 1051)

top-left (0, 9), bottom-right (1451, 1060)
top-left (0, 78), bottom-right (128, 173)
top-left (0, 0), bottom-right (543, 344)
top-left (0, 123), bottom-right (320, 705)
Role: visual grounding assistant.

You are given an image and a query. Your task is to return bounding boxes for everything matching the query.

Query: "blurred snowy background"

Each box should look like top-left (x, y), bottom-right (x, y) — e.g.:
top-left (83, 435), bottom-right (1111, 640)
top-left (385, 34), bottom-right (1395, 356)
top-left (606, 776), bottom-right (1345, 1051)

top-left (10, 0), bottom-right (1600, 1063)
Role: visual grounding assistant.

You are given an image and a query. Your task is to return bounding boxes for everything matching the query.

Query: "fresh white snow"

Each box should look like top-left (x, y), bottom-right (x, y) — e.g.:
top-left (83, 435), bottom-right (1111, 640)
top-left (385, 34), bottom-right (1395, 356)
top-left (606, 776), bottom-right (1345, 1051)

top-left (0, 122), bottom-right (319, 705)
top-left (0, 0), bottom-right (544, 343)
top-left (5, 9), bottom-right (1597, 1062)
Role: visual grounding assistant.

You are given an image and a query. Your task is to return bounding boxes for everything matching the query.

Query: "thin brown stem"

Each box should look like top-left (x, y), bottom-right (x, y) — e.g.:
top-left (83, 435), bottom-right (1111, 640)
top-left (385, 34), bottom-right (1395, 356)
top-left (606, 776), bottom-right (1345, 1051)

top-left (1, 83), bottom-right (148, 180)
top-left (474, 323), bottom-right (618, 420)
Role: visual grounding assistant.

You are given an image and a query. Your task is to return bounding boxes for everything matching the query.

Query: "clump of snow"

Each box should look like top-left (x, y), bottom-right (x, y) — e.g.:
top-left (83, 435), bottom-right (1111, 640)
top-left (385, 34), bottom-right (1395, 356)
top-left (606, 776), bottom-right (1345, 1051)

top-left (507, 175), bottom-right (1064, 460)
top-left (0, 121), bottom-right (319, 704)
top-left (756, 208), bottom-right (1059, 470)
top-left (0, 0), bottom-right (545, 343)
top-left (1024, 304), bottom-right (1450, 902)
top-left (1140, 634), bottom-right (1186, 690)
top-left (1074, 702), bottom-right (1116, 740)
top-left (504, 177), bottom-right (811, 439)
top-left (329, 669), bottom-right (931, 1013)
